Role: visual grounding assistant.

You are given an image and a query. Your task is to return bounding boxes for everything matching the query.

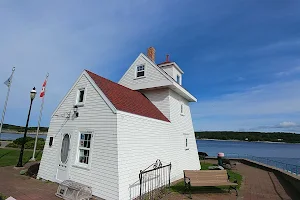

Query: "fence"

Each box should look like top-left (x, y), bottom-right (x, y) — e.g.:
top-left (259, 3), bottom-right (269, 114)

top-left (138, 159), bottom-right (171, 200)
top-left (225, 153), bottom-right (300, 176)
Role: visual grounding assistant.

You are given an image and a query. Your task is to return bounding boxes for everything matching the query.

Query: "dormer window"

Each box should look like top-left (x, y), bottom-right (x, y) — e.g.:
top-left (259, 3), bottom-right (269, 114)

top-left (176, 75), bottom-right (181, 84)
top-left (136, 65), bottom-right (145, 78)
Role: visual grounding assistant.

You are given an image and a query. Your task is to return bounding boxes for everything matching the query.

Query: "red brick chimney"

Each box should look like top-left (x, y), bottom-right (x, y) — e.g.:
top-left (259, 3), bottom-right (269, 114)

top-left (147, 47), bottom-right (155, 62)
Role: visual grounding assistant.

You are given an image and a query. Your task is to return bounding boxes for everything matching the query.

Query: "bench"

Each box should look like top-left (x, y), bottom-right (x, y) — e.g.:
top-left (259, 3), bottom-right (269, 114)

top-left (183, 170), bottom-right (238, 199)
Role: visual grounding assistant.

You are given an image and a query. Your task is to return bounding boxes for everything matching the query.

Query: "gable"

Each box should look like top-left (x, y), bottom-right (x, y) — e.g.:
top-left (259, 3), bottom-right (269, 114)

top-left (51, 71), bottom-right (117, 118)
top-left (118, 53), bottom-right (172, 90)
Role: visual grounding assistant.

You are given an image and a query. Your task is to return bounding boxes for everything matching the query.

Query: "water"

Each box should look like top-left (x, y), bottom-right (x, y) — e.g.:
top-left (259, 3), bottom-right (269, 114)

top-left (0, 132), bottom-right (47, 140)
top-left (197, 139), bottom-right (300, 174)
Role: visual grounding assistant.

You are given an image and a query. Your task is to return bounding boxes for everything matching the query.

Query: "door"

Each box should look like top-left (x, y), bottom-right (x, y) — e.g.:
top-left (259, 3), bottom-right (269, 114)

top-left (56, 134), bottom-right (71, 182)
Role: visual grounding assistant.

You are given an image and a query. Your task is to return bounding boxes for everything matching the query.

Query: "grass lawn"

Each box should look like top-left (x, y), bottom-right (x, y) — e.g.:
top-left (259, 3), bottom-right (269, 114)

top-left (171, 162), bottom-right (242, 194)
top-left (0, 148), bottom-right (42, 167)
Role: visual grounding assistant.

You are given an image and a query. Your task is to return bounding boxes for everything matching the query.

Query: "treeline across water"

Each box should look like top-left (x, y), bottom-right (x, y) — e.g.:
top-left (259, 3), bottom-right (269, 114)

top-left (1, 123), bottom-right (48, 133)
top-left (195, 131), bottom-right (300, 143)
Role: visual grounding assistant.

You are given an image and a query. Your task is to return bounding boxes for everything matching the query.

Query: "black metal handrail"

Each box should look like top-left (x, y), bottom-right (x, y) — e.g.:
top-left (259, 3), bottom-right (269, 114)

top-left (225, 153), bottom-right (300, 175)
top-left (139, 159), bottom-right (171, 200)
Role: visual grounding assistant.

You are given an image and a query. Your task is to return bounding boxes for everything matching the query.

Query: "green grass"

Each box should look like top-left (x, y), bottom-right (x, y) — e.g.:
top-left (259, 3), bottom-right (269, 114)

top-left (171, 162), bottom-right (243, 194)
top-left (200, 162), bottom-right (214, 170)
top-left (0, 149), bottom-right (42, 167)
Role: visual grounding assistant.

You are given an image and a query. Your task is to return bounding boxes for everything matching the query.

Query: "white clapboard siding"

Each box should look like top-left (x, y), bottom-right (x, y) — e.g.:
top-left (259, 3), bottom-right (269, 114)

top-left (159, 65), bottom-right (173, 78)
top-left (119, 54), bottom-right (171, 90)
top-left (38, 73), bottom-right (119, 200)
top-left (142, 88), bottom-right (170, 120)
top-left (169, 89), bottom-right (200, 171)
top-left (117, 105), bottom-right (200, 200)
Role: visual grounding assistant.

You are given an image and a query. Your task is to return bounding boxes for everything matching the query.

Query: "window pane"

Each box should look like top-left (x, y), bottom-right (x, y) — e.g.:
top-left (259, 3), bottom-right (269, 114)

top-left (137, 71), bottom-right (144, 77)
top-left (177, 75), bottom-right (180, 83)
top-left (79, 149), bottom-right (89, 164)
top-left (61, 134), bottom-right (70, 163)
top-left (186, 138), bottom-right (188, 147)
top-left (78, 90), bottom-right (84, 103)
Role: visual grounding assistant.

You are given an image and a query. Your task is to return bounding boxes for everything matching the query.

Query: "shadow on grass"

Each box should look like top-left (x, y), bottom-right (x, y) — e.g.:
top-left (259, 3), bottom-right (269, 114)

top-left (23, 150), bottom-right (42, 165)
top-left (0, 150), bottom-right (13, 160)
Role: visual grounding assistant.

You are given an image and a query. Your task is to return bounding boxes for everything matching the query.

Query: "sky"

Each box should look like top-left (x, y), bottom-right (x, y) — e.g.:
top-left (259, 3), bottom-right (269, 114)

top-left (0, 1), bottom-right (300, 133)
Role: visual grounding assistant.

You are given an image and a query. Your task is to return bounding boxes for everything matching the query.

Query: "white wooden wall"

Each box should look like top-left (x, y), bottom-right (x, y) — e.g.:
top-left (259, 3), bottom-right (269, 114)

top-left (119, 54), bottom-right (171, 90)
top-left (169, 90), bottom-right (200, 171)
top-left (117, 101), bottom-right (200, 200)
top-left (38, 74), bottom-right (119, 200)
top-left (142, 88), bottom-right (170, 120)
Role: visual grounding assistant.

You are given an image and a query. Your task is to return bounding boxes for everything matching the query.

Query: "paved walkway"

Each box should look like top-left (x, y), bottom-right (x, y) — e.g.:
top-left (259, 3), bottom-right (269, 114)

top-left (237, 162), bottom-right (300, 200)
top-left (162, 160), bottom-right (300, 200)
top-left (0, 162), bottom-right (59, 200)
top-left (0, 160), bottom-right (299, 199)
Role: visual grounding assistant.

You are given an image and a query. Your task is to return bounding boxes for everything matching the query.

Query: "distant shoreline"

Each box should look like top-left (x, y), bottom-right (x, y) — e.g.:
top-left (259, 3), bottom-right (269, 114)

top-left (1, 130), bottom-right (47, 135)
top-left (197, 138), bottom-right (300, 144)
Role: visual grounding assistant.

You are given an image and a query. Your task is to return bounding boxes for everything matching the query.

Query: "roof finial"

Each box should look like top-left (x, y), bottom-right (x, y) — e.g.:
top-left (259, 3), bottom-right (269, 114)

top-left (166, 54), bottom-right (170, 62)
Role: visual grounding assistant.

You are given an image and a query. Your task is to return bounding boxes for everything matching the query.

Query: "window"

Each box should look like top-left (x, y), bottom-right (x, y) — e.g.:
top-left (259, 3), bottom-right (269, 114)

top-left (186, 138), bottom-right (188, 148)
top-left (136, 65), bottom-right (145, 78)
top-left (76, 88), bottom-right (85, 104)
top-left (185, 136), bottom-right (189, 150)
top-left (78, 133), bottom-right (92, 164)
top-left (181, 104), bottom-right (184, 115)
top-left (176, 75), bottom-right (180, 84)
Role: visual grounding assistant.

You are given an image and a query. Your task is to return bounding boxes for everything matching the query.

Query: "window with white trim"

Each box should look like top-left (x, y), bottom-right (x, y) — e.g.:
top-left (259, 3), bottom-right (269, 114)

top-left (78, 133), bottom-right (92, 164)
top-left (76, 88), bottom-right (85, 104)
top-left (136, 65), bottom-right (145, 78)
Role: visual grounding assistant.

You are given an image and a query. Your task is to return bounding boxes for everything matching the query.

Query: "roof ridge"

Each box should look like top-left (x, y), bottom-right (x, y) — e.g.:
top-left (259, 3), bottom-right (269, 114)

top-left (85, 69), bottom-right (137, 92)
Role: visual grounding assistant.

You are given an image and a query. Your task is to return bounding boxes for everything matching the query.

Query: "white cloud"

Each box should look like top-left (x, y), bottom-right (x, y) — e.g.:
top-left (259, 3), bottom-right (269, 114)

top-left (275, 66), bottom-right (300, 77)
top-left (193, 80), bottom-right (300, 117)
top-left (278, 121), bottom-right (297, 128)
top-left (192, 80), bottom-right (300, 132)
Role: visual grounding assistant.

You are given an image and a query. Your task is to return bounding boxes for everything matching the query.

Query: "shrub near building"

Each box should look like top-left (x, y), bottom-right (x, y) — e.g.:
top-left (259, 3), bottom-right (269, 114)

top-left (6, 137), bottom-right (45, 150)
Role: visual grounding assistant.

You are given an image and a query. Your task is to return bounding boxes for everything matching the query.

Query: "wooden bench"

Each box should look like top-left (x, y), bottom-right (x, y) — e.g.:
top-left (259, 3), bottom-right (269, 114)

top-left (183, 170), bottom-right (238, 198)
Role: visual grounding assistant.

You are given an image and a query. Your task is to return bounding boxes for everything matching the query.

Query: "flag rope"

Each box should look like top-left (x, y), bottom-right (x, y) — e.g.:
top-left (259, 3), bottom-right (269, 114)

top-left (31, 73), bottom-right (49, 160)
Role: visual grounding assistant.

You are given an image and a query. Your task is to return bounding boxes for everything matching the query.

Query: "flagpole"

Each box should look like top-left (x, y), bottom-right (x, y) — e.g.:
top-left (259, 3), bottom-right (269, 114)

top-left (0, 67), bottom-right (15, 146)
top-left (31, 73), bottom-right (49, 161)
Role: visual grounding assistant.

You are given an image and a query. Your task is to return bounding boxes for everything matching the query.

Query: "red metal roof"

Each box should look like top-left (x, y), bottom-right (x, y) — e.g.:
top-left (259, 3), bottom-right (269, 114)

top-left (86, 70), bottom-right (170, 122)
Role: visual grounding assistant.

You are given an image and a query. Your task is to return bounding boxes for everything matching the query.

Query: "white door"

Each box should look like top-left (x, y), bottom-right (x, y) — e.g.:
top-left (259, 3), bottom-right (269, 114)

top-left (56, 133), bottom-right (71, 182)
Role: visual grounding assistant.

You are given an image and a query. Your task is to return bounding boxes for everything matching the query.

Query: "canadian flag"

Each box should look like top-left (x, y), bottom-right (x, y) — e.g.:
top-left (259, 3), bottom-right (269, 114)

top-left (40, 80), bottom-right (47, 98)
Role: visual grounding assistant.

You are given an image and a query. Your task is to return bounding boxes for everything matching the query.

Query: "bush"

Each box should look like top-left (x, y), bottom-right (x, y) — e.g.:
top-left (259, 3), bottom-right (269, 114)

top-left (24, 139), bottom-right (45, 150)
top-left (6, 142), bottom-right (19, 148)
top-left (0, 193), bottom-right (7, 200)
top-left (7, 137), bottom-right (45, 150)
top-left (13, 136), bottom-right (35, 145)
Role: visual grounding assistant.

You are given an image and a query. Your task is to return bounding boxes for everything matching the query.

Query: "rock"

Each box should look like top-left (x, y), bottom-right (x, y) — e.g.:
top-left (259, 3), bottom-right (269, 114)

top-left (20, 169), bottom-right (28, 175)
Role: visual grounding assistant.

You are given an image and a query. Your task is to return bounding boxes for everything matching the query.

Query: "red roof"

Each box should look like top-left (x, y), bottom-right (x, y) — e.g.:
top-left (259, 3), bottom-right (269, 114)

top-left (86, 70), bottom-right (170, 122)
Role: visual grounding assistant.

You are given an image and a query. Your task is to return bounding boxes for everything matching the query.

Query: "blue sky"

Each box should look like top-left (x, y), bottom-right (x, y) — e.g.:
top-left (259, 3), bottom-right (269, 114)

top-left (0, 1), bottom-right (300, 132)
